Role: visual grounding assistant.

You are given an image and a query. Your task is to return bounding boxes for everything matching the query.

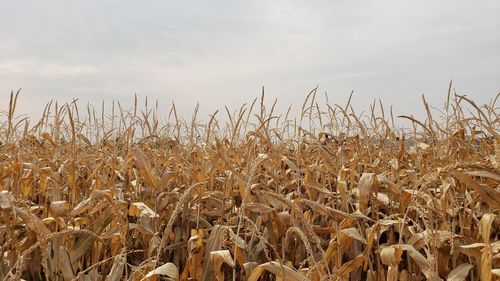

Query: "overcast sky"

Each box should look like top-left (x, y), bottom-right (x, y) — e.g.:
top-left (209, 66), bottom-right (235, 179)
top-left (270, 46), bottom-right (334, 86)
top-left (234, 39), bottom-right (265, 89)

top-left (1, 1), bottom-right (499, 122)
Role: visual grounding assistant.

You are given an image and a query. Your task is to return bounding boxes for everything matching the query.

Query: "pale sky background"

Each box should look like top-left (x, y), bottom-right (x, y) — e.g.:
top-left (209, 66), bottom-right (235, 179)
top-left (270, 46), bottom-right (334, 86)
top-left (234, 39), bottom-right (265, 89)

top-left (0, 1), bottom-right (499, 123)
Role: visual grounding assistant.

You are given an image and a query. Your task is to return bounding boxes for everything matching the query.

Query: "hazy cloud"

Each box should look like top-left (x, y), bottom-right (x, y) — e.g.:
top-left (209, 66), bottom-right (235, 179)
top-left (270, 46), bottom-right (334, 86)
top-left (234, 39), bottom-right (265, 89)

top-left (1, 0), bottom-right (499, 120)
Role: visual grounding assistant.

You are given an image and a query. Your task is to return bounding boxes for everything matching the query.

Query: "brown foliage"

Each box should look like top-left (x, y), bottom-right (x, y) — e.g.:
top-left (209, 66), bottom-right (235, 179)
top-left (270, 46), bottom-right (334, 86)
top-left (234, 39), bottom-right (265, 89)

top-left (0, 88), bottom-right (499, 280)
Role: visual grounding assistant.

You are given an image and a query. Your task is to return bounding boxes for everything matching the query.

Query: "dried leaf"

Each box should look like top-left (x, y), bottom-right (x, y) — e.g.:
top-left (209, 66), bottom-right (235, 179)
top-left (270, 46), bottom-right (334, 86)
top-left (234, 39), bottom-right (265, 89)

top-left (142, 262), bottom-right (179, 281)
top-left (450, 171), bottom-right (500, 209)
top-left (135, 147), bottom-right (159, 189)
top-left (105, 250), bottom-right (126, 281)
top-left (244, 202), bottom-right (275, 213)
top-left (358, 173), bottom-right (377, 213)
top-left (334, 254), bottom-right (365, 279)
top-left (340, 228), bottom-right (367, 244)
top-left (380, 245), bottom-right (403, 266)
top-left (209, 250), bottom-right (235, 268)
top-left (446, 263), bottom-right (473, 281)
top-left (247, 261), bottom-right (310, 281)
top-left (129, 202), bottom-right (159, 218)
top-left (0, 190), bottom-right (13, 210)
top-left (401, 244), bottom-right (442, 281)
top-left (50, 200), bottom-right (68, 217)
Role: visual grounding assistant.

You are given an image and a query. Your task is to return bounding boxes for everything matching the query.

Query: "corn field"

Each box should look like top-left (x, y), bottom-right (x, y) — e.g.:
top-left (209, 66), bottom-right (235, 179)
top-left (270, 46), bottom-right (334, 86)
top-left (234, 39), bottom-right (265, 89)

top-left (0, 87), bottom-right (499, 281)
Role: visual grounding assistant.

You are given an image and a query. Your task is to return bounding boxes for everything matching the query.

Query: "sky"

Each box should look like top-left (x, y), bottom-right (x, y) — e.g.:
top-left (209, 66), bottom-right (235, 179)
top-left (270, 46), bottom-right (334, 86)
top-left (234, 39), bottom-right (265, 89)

top-left (1, 0), bottom-right (499, 123)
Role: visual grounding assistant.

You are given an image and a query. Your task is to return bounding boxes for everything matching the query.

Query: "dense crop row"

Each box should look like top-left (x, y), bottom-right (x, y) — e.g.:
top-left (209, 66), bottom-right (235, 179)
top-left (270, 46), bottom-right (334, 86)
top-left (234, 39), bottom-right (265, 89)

top-left (0, 88), bottom-right (498, 280)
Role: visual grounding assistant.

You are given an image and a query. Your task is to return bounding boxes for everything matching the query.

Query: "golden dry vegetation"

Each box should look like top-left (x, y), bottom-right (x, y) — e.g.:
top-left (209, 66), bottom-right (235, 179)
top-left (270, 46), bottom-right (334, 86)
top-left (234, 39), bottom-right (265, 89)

top-left (0, 87), bottom-right (499, 281)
